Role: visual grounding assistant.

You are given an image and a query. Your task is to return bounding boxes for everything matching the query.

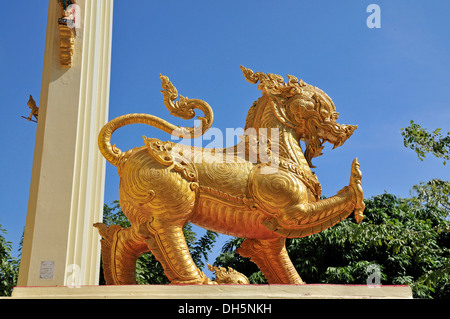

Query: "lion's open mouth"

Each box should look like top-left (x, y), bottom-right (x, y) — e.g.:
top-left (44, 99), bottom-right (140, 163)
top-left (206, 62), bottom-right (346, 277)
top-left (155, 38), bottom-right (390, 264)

top-left (318, 123), bottom-right (357, 150)
top-left (304, 122), bottom-right (357, 168)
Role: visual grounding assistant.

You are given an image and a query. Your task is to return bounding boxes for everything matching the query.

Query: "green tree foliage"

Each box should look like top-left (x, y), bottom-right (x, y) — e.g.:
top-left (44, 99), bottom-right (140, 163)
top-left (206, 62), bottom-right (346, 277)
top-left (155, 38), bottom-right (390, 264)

top-left (401, 120), bottom-right (450, 165)
top-left (214, 193), bottom-right (450, 298)
top-left (100, 201), bottom-right (218, 285)
top-left (410, 179), bottom-right (450, 216)
top-left (0, 225), bottom-right (19, 296)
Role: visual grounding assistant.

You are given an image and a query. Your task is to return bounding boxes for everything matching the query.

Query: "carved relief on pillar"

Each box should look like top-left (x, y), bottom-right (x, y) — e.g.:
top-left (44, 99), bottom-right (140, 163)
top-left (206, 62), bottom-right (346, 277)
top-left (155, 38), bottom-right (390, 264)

top-left (57, 0), bottom-right (78, 68)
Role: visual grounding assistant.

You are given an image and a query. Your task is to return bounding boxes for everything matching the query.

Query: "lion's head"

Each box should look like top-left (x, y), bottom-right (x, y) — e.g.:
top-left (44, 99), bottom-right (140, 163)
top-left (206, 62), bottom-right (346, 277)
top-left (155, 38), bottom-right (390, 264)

top-left (241, 66), bottom-right (357, 167)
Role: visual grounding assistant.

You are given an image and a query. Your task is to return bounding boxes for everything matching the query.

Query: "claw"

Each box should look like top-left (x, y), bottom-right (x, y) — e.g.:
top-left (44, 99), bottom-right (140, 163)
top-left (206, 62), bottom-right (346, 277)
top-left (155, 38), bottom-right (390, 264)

top-left (349, 158), bottom-right (365, 223)
top-left (354, 208), bottom-right (364, 224)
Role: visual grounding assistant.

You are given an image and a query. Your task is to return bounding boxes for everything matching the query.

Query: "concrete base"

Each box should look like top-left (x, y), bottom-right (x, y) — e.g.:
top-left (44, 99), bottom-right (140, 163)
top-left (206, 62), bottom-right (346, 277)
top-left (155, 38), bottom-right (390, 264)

top-left (11, 284), bottom-right (412, 299)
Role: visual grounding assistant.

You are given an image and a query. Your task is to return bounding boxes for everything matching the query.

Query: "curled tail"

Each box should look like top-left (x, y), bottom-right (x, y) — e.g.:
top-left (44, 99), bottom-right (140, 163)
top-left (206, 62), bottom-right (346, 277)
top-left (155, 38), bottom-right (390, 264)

top-left (98, 74), bottom-right (214, 167)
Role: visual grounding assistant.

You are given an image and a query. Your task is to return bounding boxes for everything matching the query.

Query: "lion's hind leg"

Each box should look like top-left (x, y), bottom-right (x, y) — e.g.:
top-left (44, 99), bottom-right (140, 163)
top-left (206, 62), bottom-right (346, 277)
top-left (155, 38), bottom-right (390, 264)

top-left (139, 219), bottom-right (213, 284)
top-left (94, 222), bottom-right (149, 285)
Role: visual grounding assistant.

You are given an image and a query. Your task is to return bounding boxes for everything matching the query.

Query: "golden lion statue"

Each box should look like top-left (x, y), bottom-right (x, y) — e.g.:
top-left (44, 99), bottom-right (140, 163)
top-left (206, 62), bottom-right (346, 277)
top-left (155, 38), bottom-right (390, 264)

top-left (94, 66), bottom-right (365, 285)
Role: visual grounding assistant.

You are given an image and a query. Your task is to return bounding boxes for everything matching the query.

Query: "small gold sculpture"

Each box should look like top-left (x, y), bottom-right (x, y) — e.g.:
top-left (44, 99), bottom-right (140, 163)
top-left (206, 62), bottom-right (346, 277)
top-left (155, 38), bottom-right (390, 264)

top-left (22, 95), bottom-right (38, 123)
top-left (95, 66), bottom-right (365, 285)
top-left (57, 0), bottom-right (77, 68)
top-left (208, 264), bottom-right (249, 284)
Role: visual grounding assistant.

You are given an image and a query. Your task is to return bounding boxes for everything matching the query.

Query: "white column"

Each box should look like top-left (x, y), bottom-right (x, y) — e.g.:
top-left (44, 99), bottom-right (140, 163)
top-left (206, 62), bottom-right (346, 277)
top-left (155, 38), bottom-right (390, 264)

top-left (17, 0), bottom-right (114, 287)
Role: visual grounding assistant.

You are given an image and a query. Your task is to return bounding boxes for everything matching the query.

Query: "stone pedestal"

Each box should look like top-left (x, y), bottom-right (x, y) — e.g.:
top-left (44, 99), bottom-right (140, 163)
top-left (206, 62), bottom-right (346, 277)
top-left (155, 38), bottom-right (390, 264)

top-left (11, 284), bottom-right (413, 299)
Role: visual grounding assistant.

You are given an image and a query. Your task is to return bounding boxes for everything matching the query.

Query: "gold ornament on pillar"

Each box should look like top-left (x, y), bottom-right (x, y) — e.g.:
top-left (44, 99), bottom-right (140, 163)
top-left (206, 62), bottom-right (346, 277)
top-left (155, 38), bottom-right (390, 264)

top-left (57, 0), bottom-right (77, 68)
top-left (95, 66), bottom-right (365, 285)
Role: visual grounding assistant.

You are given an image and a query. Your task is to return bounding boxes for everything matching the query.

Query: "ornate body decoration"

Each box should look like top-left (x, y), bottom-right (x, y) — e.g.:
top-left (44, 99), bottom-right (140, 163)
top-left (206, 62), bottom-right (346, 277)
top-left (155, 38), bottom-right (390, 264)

top-left (95, 66), bottom-right (365, 285)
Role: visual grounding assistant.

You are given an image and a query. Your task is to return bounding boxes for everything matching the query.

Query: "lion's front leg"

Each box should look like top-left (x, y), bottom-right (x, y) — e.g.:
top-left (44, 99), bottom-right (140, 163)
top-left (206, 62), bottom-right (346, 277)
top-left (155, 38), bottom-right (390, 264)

top-left (263, 159), bottom-right (364, 238)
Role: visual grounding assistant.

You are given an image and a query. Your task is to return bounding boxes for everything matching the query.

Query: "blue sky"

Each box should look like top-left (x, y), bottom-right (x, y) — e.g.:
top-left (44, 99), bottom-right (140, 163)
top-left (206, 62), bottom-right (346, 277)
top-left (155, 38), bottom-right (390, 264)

top-left (1, 1), bottom-right (449, 270)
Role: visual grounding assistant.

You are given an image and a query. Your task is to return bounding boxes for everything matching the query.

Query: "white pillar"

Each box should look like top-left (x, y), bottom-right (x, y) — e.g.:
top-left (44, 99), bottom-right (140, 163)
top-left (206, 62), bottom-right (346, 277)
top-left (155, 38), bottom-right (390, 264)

top-left (17, 0), bottom-right (114, 287)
